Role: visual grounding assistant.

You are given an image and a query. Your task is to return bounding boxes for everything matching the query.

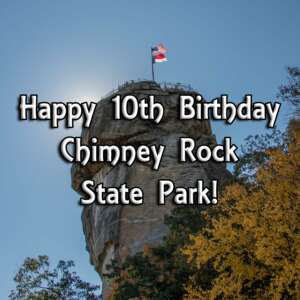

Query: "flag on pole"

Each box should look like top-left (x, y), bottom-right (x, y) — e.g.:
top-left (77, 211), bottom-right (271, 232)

top-left (151, 43), bottom-right (167, 63)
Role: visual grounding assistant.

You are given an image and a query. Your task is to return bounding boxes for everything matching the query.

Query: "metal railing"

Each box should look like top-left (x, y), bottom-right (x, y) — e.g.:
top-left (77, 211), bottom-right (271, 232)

top-left (100, 79), bottom-right (198, 99)
top-left (159, 81), bottom-right (196, 92)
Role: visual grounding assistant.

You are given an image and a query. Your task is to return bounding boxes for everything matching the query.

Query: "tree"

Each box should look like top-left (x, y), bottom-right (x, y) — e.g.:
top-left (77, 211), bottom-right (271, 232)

top-left (234, 65), bottom-right (300, 182)
top-left (182, 120), bottom-right (300, 299)
top-left (107, 206), bottom-right (212, 300)
top-left (233, 128), bottom-right (285, 182)
top-left (279, 66), bottom-right (300, 118)
top-left (9, 255), bottom-right (101, 300)
top-left (106, 67), bottom-right (300, 299)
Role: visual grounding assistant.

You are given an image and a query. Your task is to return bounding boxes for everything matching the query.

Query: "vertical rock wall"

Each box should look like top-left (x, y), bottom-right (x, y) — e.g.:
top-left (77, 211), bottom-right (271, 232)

top-left (71, 81), bottom-right (231, 297)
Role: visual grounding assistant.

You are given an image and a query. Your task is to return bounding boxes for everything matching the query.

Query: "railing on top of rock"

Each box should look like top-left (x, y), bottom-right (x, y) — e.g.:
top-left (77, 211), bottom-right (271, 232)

top-left (100, 79), bottom-right (198, 100)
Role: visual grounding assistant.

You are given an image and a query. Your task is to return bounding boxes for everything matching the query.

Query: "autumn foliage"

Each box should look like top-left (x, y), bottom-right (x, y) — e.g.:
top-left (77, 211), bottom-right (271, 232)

top-left (109, 120), bottom-right (300, 299)
top-left (183, 120), bottom-right (300, 299)
top-left (107, 67), bottom-right (300, 299)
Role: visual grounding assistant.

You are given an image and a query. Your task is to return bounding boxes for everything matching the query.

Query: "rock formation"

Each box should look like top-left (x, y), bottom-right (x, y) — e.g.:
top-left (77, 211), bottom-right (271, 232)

top-left (71, 80), bottom-right (231, 297)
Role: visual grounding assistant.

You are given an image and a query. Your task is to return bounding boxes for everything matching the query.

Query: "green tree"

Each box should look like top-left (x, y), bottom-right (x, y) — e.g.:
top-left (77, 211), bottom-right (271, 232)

top-left (107, 206), bottom-right (211, 300)
top-left (9, 255), bottom-right (101, 300)
top-left (232, 128), bottom-right (284, 182)
top-left (279, 66), bottom-right (300, 117)
top-left (234, 66), bottom-right (300, 182)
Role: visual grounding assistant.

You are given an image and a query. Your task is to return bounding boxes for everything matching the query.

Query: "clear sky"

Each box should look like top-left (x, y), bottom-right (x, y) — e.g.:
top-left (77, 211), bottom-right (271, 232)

top-left (1, 0), bottom-right (300, 298)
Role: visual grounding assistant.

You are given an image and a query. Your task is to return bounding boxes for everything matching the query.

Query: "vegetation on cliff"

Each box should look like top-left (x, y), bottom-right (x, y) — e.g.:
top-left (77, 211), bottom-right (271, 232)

top-left (108, 67), bottom-right (300, 300)
top-left (108, 120), bottom-right (299, 299)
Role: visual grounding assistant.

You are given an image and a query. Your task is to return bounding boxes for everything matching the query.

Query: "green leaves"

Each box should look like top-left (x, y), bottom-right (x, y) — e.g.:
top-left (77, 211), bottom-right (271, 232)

top-left (9, 256), bottom-right (100, 300)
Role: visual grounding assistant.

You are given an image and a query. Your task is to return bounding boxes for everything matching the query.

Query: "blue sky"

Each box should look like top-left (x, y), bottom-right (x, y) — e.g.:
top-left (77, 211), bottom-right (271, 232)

top-left (1, 0), bottom-right (300, 298)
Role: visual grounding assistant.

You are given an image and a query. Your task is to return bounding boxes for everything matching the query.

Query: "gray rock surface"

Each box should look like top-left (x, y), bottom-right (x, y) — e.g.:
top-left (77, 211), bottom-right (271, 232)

top-left (71, 80), bottom-right (231, 296)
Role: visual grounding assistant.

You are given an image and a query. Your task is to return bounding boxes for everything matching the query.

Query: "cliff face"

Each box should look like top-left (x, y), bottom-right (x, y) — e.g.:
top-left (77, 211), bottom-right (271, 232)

top-left (71, 81), bottom-right (231, 295)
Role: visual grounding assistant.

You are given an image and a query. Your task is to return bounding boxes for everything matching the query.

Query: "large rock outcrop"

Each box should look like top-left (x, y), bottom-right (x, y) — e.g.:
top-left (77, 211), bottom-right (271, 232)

top-left (71, 80), bottom-right (231, 297)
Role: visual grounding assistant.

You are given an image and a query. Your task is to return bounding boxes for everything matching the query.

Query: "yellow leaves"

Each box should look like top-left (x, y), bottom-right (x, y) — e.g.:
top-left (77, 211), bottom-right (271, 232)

top-left (183, 122), bottom-right (300, 299)
top-left (183, 284), bottom-right (207, 300)
top-left (143, 244), bottom-right (151, 257)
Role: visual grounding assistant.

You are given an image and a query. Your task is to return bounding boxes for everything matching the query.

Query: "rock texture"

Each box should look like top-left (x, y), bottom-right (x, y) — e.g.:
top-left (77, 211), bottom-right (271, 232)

top-left (71, 80), bottom-right (231, 297)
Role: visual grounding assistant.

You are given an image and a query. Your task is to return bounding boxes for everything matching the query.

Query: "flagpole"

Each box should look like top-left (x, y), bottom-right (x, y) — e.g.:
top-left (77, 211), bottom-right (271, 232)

top-left (151, 48), bottom-right (155, 81)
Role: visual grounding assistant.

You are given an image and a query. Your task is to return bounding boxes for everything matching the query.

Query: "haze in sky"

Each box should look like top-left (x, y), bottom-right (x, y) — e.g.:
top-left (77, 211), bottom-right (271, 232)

top-left (1, 0), bottom-right (300, 298)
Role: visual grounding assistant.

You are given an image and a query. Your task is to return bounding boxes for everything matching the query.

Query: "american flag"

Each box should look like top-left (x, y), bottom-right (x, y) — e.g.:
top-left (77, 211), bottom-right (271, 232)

top-left (152, 43), bottom-right (167, 63)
